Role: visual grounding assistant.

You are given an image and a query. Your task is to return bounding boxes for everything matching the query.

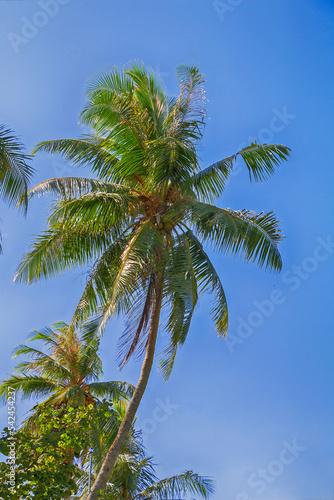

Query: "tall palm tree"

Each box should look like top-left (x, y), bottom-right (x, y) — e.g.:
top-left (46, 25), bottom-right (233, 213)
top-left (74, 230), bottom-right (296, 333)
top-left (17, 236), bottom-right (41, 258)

top-left (14, 63), bottom-right (290, 497)
top-left (79, 435), bottom-right (214, 500)
top-left (0, 125), bottom-right (34, 251)
top-left (0, 320), bottom-right (133, 411)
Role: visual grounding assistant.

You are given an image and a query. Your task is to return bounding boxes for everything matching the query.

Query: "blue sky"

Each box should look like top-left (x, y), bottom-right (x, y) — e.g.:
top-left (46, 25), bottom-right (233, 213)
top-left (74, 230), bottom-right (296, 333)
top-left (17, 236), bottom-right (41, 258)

top-left (0, 1), bottom-right (334, 498)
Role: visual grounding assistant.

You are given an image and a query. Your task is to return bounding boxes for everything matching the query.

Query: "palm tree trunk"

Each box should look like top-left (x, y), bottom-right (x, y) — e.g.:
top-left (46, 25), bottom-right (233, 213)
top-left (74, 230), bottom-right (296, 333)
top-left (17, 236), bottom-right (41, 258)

top-left (87, 272), bottom-right (164, 499)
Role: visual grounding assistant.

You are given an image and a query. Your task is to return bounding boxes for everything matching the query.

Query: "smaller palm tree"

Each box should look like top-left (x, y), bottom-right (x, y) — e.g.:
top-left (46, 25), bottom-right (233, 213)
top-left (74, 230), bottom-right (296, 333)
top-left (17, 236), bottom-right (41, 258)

top-left (0, 125), bottom-right (34, 251)
top-left (0, 320), bottom-right (133, 411)
top-left (80, 436), bottom-right (214, 500)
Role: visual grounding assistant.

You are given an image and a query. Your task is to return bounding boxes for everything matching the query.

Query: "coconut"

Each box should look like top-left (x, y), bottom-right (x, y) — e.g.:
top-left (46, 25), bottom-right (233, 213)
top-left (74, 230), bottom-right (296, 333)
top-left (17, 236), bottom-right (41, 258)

top-left (158, 222), bottom-right (164, 229)
top-left (163, 222), bottom-right (173, 232)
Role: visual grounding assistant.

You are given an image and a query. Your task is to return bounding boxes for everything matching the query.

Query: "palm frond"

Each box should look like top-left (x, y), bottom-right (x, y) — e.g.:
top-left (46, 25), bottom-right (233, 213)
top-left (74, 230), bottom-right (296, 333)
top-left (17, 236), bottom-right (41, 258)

top-left (189, 156), bottom-right (233, 201)
top-left (95, 220), bottom-right (164, 332)
top-left (185, 229), bottom-right (228, 336)
top-left (70, 236), bottom-right (129, 326)
top-left (238, 142), bottom-right (291, 182)
top-left (189, 200), bottom-right (283, 271)
top-left (117, 273), bottom-right (156, 368)
top-left (87, 381), bottom-right (134, 403)
top-left (27, 176), bottom-right (131, 201)
top-left (47, 191), bottom-right (139, 234)
top-left (0, 375), bottom-right (58, 403)
top-left (189, 142), bottom-right (290, 201)
top-left (81, 71), bottom-right (148, 149)
top-left (159, 233), bottom-right (198, 380)
top-left (32, 136), bottom-right (120, 181)
top-left (126, 62), bottom-right (169, 138)
top-left (137, 470), bottom-right (214, 499)
top-left (0, 125), bottom-right (34, 212)
top-left (14, 230), bottom-right (111, 284)
top-left (174, 63), bottom-right (206, 128)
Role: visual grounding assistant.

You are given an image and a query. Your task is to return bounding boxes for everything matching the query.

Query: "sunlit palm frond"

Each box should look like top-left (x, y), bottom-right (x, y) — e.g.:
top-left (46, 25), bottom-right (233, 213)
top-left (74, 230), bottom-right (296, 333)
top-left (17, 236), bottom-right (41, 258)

top-left (190, 142), bottom-right (290, 201)
top-left (96, 220), bottom-right (164, 332)
top-left (81, 77), bottom-right (148, 149)
top-left (174, 64), bottom-right (206, 132)
top-left (71, 236), bottom-right (129, 326)
top-left (147, 136), bottom-right (199, 192)
top-left (189, 156), bottom-right (233, 202)
top-left (27, 176), bottom-right (131, 201)
top-left (189, 200), bottom-right (283, 271)
top-left (14, 229), bottom-right (111, 284)
top-left (32, 136), bottom-right (120, 180)
top-left (126, 62), bottom-right (169, 139)
top-left (47, 190), bottom-right (139, 233)
top-left (0, 375), bottom-right (58, 403)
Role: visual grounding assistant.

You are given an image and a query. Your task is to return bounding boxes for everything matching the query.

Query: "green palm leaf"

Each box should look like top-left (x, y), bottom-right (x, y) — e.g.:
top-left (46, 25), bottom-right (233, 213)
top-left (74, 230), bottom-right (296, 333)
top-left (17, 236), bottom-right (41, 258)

top-left (14, 230), bottom-right (112, 283)
top-left (137, 470), bottom-right (214, 499)
top-left (27, 176), bottom-right (131, 200)
top-left (32, 136), bottom-right (120, 180)
top-left (190, 142), bottom-right (290, 201)
top-left (185, 229), bottom-right (228, 336)
top-left (96, 220), bottom-right (164, 332)
top-left (159, 232), bottom-right (198, 380)
top-left (0, 375), bottom-right (58, 402)
top-left (188, 200), bottom-right (283, 271)
top-left (117, 274), bottom-right (156, 368)
top-left (88, 381), bottom-right (134, 402)
top-left (0, 125), bottom-right (33, 211)
top-left (239, 141), bottom-right (291, 181)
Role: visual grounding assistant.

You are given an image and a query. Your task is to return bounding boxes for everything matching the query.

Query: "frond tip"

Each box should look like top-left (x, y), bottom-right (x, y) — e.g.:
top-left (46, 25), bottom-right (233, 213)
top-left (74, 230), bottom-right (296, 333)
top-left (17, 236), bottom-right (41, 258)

top-left (238, 142), bottom-right (291, 182)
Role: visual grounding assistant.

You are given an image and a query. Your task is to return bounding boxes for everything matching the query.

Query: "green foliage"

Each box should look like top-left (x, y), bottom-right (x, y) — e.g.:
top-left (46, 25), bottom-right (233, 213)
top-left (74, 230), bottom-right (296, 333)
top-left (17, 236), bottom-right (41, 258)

top-left (0, 403), bottom-right (116, 499)
top-left (0, 125), bottom-right (33, 210)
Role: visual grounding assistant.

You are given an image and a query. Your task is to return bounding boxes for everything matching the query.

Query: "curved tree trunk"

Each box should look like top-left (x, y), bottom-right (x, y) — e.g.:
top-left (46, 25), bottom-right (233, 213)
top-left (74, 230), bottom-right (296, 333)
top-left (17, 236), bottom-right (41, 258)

top-left (87, 272), bottom-right (164, 499)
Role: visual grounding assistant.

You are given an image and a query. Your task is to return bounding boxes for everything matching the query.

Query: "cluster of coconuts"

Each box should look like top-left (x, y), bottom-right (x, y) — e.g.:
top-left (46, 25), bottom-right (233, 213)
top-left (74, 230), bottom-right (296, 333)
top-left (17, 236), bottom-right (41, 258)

top-left (156, 216), bottom-right (174, 236)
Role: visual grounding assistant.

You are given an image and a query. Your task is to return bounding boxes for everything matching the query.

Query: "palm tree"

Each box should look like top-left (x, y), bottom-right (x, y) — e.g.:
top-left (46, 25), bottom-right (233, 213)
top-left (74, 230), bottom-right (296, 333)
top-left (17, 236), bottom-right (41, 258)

top-left (14, 63), bottom-right (290, 497)
top-left (0, 125), bottom-right (34, 251)
top-left (0, 320), bottom-right (134, 481)
top-left (0, 320), bottom-right (133, 412)
top-left (80, 435), bottom-right (214, 500)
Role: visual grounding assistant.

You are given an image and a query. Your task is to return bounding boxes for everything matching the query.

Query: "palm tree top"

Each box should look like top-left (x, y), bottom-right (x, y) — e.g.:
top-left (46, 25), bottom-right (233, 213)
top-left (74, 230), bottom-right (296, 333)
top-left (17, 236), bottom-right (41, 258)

top-left (14, 63), bottom-right (290, 378)
top-left (30, 63), bottom-right (289, 199)
top-left (0, 319), bottom-right (133, 408)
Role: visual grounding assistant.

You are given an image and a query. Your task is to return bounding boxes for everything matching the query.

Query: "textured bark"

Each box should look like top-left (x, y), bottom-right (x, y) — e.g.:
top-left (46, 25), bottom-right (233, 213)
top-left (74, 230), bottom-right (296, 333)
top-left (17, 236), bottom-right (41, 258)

top-left (87, 273), bottom-right (164, 499)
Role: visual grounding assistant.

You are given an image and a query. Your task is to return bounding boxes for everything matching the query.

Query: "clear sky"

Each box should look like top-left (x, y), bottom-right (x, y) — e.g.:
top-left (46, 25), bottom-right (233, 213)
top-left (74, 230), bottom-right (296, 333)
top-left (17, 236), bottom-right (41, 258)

top-left (0, 1), bottom-right (334, 499)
